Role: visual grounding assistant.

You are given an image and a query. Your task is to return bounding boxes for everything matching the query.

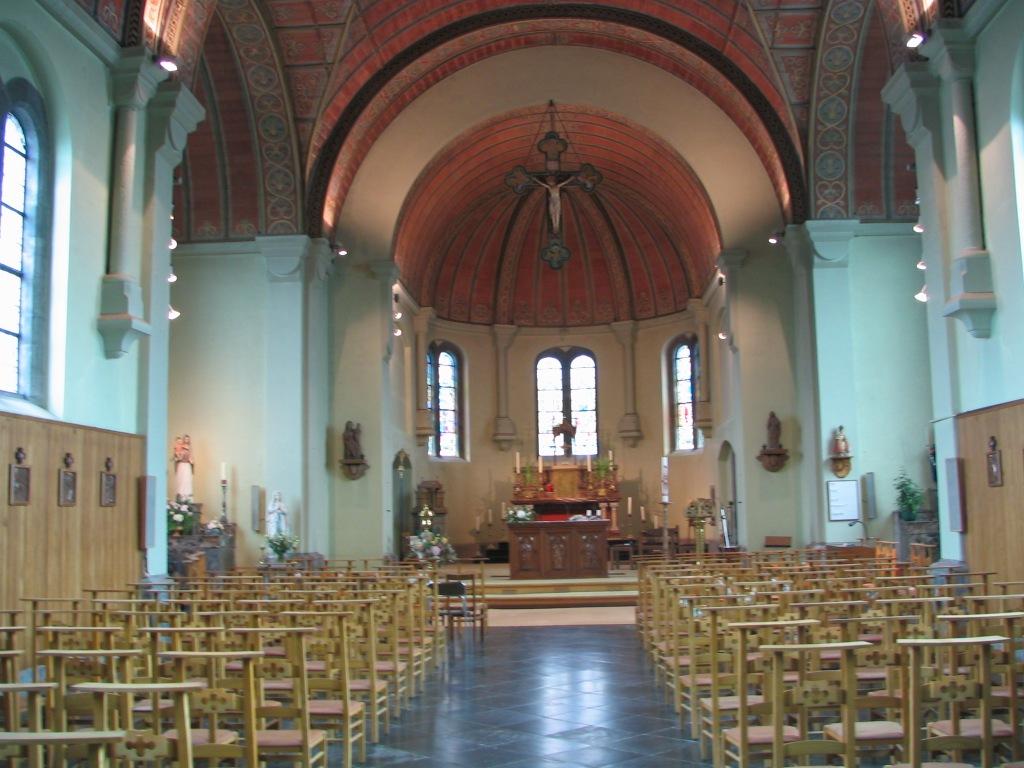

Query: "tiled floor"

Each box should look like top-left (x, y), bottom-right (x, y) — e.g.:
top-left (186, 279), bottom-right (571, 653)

top-left (357, 625), bottom-right (706, 767)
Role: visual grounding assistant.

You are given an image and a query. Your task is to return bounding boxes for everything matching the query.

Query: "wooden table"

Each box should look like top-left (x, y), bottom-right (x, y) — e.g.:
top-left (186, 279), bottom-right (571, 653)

top-left (508, 520), bottom-right (610, 579)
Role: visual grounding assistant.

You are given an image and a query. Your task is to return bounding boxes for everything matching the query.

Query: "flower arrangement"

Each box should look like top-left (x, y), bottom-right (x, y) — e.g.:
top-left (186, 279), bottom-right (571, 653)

top-left (203, 519), bottom-right (225, 535)
top-left (266, 531), bottom-right (300, 560)
top-left (167, 496), bottom-right (200, 535)
top-left (504, 505), bottom-right (536, 523)
top-left (408, 529), bottom-right (457, 564)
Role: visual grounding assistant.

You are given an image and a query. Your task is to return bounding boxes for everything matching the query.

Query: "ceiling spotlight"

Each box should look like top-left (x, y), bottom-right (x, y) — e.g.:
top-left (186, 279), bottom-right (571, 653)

top-left (156, 55), bottom-right (179, 73)
top-left (168, 237), bottom-right (178, 250)
top-left (768, 235), bottom-right (779, 245)
top-left (168, 305), bottom-right (181, 320)
top-left (916, 259), bottom-right (926, 271)
top-left (393, 294), bottom-right (403, 320)
top-left (167, 267), bottom-right (178, 283)
top-left (906, 32), bottom-right (926, 49)
top-left (717, 331), bottom-right (728, 341)
top-left (913, 222), bottom-right (924, 234)
top-left (336, 248), bottom-right (347, 256)
top-left (393, 327), bottom-right (403, 337)
top-left (914, 285), bottom-right (928, 303)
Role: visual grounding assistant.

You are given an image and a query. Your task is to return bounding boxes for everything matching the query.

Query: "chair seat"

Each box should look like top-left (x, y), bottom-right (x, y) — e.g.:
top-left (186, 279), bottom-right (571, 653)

top-left (164, 727), bottom-right (237, 746)
top-left (255, 728), bottom-right (327, 749)
top-left (724, 724), bottom-right (799, 745)
top-left (699, 694), bottom-right (765, 711)
top-left (350, 679), bottom-right (388, 694)
top-left (889, 763), bottom-right (973, 767)
top-left (991, 686), bottom-right (1024, 698)
top-left (375, 661), bottom-right (407, 674)
top-left (824, 720), bottom-right (903, 741)
top-left (868, 688), bottom-right (904, 700)
top-left (308, 698), bottom-right (365, 717)
top-left (928, 718), bottom-right (1013, 738)
top-left (855, 668), bottom-right (888, 681)
top-left (263, 679), bottom-right (294, 692)
top-left (678, 673), bottom-right (712, 686)
top-left (132, 698), bottom-right (172, 713)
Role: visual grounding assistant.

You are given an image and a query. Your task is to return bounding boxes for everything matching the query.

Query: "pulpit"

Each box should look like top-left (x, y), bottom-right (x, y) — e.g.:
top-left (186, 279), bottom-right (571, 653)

top-left (508, 519), bottom-right (609, 579)
top-left (168, 525), bottom-right (236, 576)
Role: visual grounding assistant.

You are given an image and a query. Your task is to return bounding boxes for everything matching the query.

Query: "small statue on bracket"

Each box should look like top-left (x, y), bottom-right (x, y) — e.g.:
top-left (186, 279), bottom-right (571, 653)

top-left (340, 421), bottom-right (369, 480)
top-left (756, 411), bottom-right (790, 472)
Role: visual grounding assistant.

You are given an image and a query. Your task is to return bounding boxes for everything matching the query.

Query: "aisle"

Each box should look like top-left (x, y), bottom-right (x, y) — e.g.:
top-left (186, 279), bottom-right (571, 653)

top-left (362, 625), bottom-right (705, 767)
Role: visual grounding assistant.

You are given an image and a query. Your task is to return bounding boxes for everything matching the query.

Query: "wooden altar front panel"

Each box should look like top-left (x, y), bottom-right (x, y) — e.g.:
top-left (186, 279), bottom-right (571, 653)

top-left (508, 520), bottom-right (609, 579)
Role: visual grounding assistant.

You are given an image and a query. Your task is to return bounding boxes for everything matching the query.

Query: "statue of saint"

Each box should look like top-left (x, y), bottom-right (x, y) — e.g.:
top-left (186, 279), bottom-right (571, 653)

top-left (766, 412), bottom-right (782, 451)
top-left (343, 421), bottom-right (364, 461)
top-left (266, 491), bottom-right (288, 537)
top-left (832, 425), bottom-right (850, 456)
top-left (172, 435), bottom-right (194, 499)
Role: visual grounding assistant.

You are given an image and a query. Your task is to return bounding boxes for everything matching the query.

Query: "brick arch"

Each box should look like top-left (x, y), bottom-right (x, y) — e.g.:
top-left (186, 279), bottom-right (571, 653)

top-left (306, 3), bottom-right (808, 236)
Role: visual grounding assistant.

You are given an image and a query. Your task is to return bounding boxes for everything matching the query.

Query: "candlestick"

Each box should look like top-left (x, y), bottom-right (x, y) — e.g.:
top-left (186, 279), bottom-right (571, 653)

top-left (586, 455), bottom-right (591, 472)
top-left (220, 462), bottom-right (227, 482)
top-left (608, 450), bottom-right (613, 464)
top-left (627, 497), bottom-right (633, 517)
top-left (515, 451), bottom-right (520, 473)
top-left (538, 455), bottom-right (543, 472)
top-left (487, 507), bottom-right (493, 525)
top-left (500, 503), bottom-right (506, 521)
top-left (640, 505), bottom-right (646, 522)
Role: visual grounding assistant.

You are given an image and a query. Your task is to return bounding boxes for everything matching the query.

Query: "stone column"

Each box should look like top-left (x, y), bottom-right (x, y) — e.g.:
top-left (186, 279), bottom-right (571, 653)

top-left (137, 79), bottom-right (203, 576)
top-left (610, 321), bottom-right (642, 446)
top-left (926, 24), bottom-right (995, 338)
top-left (884, 57), bottom-right (965, 561)
top-left (99, 48), bottom-right (167, 358)
top-left (413, 308), bottom-right (435, 446)
top-left (491, 324), bottom-right (518, 449)
top-left (688, 298), bottom-right (713, 436)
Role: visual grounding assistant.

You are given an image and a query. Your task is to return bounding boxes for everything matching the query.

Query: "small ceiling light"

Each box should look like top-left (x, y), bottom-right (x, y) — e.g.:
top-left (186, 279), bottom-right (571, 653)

top-left (717, 331), bottom-right (728, 341)
top-left (393, 293), bottom-right (403, 321)
top-left (914, 285), bottom-right (928, 303)
top-left (393, 327), bottom-right (402, 337)
top-left (336, 248), bottom-right (347, 256)
top-left (168, 305), bottom-right (181, 320)
top-left (916, 259), bottom-right (926, 271)
top-left (168, 237), bottom-right (178, 250)
top-left (156, 55), bottom-right (179, 73)
top-left (913, 222), bottom-right (924, 234)
top-left (167, 267), bottom-right (178, 284)
top-left (906, 32), bottom-right (926, 49)
top-left (768, 234), bottom-right (779, 245)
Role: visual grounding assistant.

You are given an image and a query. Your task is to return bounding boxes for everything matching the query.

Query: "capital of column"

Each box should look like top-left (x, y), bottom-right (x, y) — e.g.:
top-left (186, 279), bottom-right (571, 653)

top-left (882, 62), bottom-right (942, 149)
top-left (609, 320), bottom-right (635, 349)
top-left (147, 80), bottom-right (204, 167)
top-left (414, 307), bottom-right (436, 335)
top-left (111, 47), bottom-right (168, 109)
top-left (804, 220), bottom-right (858, 268)
top-left (259, 235), bottom-right (315, 282)
top-left (491, 324), bottom-right (518, 351)
top-left (922, 21), bottom-right (976, 82)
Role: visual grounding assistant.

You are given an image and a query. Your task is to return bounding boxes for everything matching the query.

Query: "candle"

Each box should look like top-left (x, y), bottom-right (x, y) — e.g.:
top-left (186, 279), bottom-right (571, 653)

top-left (515, 451), bottom-right (520, 473)
top-left (587, 455), bottom-right (591, 473)
top-left (475, 513), bottom-right (481, 530)
top-left (640, 505), bottom-right (646, 522)
top-left (220, 462), bottom-right (227, 482)
top-left (487, 507), bottom-right (493, 524)
top-left (608, 450), bottom-right (613, 464)
top-left (538, 455), bottom-right (543, 472)
top-left (627, 497), bottom-right (633, 517)
top-left (500, 503), bottom-right (506, 520)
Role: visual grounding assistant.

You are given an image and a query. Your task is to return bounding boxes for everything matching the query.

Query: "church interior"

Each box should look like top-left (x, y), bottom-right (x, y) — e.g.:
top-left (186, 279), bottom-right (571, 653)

top-left (1, 0), bottom-right (1024, 764)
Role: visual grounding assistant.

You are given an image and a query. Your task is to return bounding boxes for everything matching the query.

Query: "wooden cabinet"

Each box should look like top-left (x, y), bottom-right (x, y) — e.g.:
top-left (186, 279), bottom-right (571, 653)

top-left (508, 520), bottom-right (609, 579)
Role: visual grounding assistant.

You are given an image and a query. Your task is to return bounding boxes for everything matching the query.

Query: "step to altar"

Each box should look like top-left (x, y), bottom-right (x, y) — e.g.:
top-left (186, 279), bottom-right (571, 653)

top-left (482, 573), bottom-right (638, 609)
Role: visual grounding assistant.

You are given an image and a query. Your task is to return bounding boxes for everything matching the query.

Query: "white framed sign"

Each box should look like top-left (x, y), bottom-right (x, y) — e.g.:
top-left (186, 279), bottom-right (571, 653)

top-left (827, 479), bottom-right (861, 522)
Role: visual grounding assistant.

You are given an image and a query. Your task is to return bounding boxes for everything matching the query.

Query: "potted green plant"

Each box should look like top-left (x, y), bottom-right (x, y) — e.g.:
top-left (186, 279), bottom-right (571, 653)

top-left (893, 469), bottom-right (923, 522)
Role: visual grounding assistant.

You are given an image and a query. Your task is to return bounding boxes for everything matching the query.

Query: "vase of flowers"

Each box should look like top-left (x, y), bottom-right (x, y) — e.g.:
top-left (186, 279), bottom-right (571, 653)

top-left (407, 529), bottom-right (457, 564)
top-left (266, 531), bottom-right (300, 561)
top-left (167, 496), bottom-right (200, 535)
top-left (503, 505), bottom-right (536, 523)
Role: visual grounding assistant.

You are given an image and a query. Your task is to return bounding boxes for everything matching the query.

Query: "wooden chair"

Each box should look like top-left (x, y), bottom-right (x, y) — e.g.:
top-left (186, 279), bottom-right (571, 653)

top-left (638, 526), bottom-right (680, 557)
top-left (439, 571), bottom-right (487, 640)
top-left (307, 612), bottom-right (367, 768)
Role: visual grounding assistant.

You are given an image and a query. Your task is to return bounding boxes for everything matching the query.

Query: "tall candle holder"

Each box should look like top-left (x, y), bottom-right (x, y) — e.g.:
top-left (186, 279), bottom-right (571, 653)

top-left (660, 501), bottom-right (670, 560)
top-left (219, 479), bottom-right (228, 524)
top-left (685, 497), bottom-right (716, 561)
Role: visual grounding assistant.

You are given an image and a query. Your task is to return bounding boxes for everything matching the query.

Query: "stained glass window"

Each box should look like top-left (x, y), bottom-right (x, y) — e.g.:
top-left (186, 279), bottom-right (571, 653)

top-left (427, 342), bottom-right (462, 458)
top-left (0, 114), bottom-right (28, 395)
top-left (536, 348), bottom-right (597, 457)
top-left (671, 337), bottom-right (699, 451)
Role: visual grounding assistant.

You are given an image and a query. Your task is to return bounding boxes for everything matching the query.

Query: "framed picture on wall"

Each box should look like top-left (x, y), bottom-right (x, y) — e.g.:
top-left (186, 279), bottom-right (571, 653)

top-left (58, 469), bottom-right (77, 507)
top-left (8, 464), bottom-right (30, 506)
top-left (986, 436), bottom-right (1003, 487)
top-left (99, 472), bottom-right (117, 507)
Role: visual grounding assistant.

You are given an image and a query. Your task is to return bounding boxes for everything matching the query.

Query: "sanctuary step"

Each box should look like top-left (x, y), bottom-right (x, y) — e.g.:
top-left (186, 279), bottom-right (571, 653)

top-left (483, 574), bottom-right (638, 609)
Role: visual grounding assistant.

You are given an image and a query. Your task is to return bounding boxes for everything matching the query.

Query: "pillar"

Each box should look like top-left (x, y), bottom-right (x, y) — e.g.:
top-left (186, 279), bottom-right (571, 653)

top-left (414, 308), bottom-right (435, 446)
top-left (491, 324), bottom-right (518, 449)
top-left (610, 321), bottom-right (642, 447)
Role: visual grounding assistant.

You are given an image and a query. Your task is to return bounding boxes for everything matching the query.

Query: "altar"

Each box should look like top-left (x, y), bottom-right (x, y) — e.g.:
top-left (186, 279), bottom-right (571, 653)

top-left (508, 519), bottom-right (610, 579)
top-left (511, 460), bottom-right (620, 521)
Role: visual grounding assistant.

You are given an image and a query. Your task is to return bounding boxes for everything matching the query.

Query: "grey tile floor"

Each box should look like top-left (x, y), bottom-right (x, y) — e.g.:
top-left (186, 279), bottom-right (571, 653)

top-left (353, 625), bottom-right (707, 767)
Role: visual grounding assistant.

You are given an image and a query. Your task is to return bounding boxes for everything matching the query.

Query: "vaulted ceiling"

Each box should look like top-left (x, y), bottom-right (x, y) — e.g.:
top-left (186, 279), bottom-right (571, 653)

top-left (82, 0), bottom-right (947, 321)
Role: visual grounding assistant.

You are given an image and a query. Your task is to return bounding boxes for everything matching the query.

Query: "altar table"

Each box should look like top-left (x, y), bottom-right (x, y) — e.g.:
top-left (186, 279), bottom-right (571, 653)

top-left (508, 520), bottom-right (610, 579)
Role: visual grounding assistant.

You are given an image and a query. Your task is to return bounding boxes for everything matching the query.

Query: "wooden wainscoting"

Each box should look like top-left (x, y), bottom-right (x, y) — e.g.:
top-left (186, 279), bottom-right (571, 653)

top-left (956, 398), bottom-right (1024, 583)
top-left (0, 412), bottom-right (143, 619)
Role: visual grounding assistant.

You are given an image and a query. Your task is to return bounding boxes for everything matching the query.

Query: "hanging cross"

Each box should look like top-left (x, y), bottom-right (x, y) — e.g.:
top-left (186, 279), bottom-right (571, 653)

top-left (504, 102), bottom-right (603, 269)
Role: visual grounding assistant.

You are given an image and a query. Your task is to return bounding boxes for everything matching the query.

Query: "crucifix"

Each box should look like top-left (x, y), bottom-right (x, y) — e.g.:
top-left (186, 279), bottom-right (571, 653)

top-left (504, 101), bottom-right (603, 269)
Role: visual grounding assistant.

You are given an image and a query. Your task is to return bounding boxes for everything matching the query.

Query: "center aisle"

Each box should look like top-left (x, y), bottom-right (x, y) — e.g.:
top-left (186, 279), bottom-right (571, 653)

top-left (362, 625), bottom-right (705, 767)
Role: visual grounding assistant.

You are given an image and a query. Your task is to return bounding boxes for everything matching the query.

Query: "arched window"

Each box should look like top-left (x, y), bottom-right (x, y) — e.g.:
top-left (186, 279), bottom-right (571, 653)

top-left (426, 341), bottom-right (463, 458)
top-left (669, 335), bottom-right (699, 451)
top-left (0, 81), bottom-right (49, 406)
top-left (536, 347), bottom-right (597, 456)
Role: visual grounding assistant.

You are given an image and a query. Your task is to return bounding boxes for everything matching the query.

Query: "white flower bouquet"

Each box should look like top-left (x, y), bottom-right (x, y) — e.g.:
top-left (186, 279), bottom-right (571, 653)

top-left (503, 505), bottom-right (536, 523)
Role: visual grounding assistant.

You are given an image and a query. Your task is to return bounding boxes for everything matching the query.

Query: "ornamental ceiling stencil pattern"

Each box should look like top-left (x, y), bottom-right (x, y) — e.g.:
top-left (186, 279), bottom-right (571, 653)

top-left (216, 0), bottom-right (303, 234)
top-left (810, 0), bottom-right (871, 219)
